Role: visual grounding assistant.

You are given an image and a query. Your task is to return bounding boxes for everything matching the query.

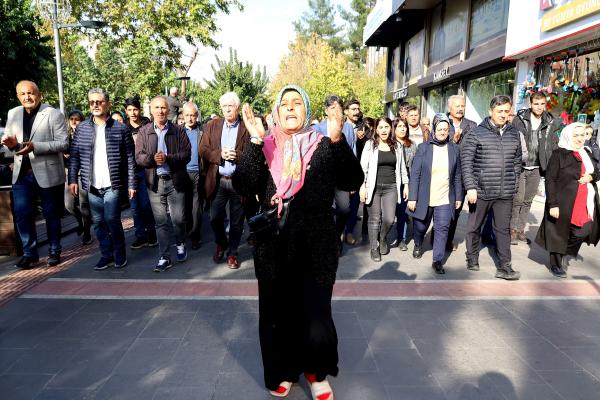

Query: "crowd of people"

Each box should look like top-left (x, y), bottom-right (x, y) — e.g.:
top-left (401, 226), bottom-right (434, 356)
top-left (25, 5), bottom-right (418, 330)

top-left (2, 79), bottom-right (600, 399)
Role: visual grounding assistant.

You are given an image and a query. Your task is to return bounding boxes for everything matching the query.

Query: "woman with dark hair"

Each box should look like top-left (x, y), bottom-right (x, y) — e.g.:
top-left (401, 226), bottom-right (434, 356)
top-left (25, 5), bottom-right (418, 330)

top-left (358, 117), bottom-right (375, 241)
top-left (536, 122), bottom-right (600, 278)
top-left (360, 117), bottom-right (409, 261)
top-left (392, 118), bottom-right (416, 251)
top-left (233, 84), bottom-right (363, 399)
top-left (407, 113), bottom-right (463, 274)
top-left (111, 111), bottom-right (125, 124)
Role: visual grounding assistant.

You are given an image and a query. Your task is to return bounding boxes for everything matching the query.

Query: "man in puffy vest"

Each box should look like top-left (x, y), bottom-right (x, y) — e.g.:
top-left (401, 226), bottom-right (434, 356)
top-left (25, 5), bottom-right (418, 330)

top-left (461, 95), bottom-right (522, 280)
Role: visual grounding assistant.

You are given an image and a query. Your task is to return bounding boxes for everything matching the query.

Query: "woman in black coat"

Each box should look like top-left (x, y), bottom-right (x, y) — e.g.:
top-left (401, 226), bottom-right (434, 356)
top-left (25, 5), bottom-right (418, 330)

top-left (535, 123), bottom-right (600, 278)
top-left (232, 85), bottom-right (363, 399)
top-left (407, 114), bottom-right (463, 274)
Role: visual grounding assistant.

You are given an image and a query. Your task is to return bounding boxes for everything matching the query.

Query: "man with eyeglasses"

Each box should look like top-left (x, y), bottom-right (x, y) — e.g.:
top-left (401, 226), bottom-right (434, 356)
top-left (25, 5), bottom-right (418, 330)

top-left (343, 98), bottom-right (362, 246)
top-left (69, 88), bottom-right (136, 270)
top-left (1, 80), bottom-right (69, 269)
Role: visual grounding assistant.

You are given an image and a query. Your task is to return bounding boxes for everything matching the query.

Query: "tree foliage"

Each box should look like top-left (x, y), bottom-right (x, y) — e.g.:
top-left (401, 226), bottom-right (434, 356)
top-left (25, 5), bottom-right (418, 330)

top-left (0, 0), bottom-right (53, 121)
top-left (293, 0), bottom-right (346, 54)
top-left (339, 0), bottom-right (377, 64)
top-left (271, 36), bottom-right (384, 120)
top-left (192, 48), bottom-right (270, 119)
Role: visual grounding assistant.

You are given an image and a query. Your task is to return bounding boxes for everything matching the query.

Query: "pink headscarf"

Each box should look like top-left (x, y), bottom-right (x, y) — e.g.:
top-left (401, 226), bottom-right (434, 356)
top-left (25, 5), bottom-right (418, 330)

top-left (262, 85), bottom-right (323, 214)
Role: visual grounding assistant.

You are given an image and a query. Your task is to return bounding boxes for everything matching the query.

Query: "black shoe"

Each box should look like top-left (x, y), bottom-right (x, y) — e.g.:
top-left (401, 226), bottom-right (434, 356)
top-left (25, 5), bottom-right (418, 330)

top-left (15, 255), bottom-right (39, 269)
top-left (115, 259), bottom-right (128, 269)
top-left (398, 240), bottom-right (408, 251)
top-left (154, 257), bottom-right (172, 272)
top-left (147, 235), bottom-right (158, 247)
top-left (81, 231), bottom-right (93, 245)
top-left (495, 263), bottom-right (521, 280)
top-left (390, 239), bottom-right (399, 248)
top-left (550, 265), bottom-right (567, 278)
top-left (432, 261), bottom-right (445, 275)
top-left (130, 237), bottom-right (148, 249)
top-left (445, 241), bottom-right (457, 252)
top-left (47, 253), bottom-right (61, 266)
top-left (380, 240), bottom-right (390, 255)
top-left (94, 257), bottom-right (115, 270)
top-left (466, 254), bottom-right (480, 271)
top-left (370, 248), bottom-right (381, 262)
top-left (412, 246), bottom-right (423, 259)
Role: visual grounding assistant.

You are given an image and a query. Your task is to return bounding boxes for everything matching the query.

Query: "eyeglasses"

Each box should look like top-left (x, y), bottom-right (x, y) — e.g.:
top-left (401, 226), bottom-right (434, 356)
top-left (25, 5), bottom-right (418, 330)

top-left (88, 100), bottom-right (106, 106)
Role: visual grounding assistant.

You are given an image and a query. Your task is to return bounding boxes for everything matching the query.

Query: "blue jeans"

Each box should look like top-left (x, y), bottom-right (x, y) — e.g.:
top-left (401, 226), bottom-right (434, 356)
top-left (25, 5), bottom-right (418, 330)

top-left (395, 184), bottom-right (409, 242)
top-left (345, 191), bottom-right (361, 234)
top-left (130, 170), bottom-right (156, 240)
top-left (13, 170), bottom-right (63, 257)
top-left (88, 186), bottom-right (126, 264)
top-left (413, 203), bottom-right (454, 262)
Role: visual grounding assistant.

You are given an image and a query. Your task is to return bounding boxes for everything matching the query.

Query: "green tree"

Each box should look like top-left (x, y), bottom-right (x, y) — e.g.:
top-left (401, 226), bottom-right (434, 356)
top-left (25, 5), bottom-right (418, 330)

top-left (339, 0), bottom-right (376, 64)
top-left (0, 0), bottom-right (53, 120)
top-left (195, 48), bottom-right (270, 118)
top-left (272, 36), bottom-right (384, 119)
top-left (294, 0), bottom-right (346, 54)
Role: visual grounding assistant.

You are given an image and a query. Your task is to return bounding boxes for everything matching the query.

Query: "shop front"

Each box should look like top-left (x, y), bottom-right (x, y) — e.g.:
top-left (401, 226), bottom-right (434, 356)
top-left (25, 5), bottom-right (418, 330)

top-left (505, 0), bottom-right (600, 130)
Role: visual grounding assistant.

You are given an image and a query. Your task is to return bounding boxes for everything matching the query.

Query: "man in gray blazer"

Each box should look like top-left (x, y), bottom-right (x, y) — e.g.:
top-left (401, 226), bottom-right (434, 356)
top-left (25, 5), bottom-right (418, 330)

top-left (1, 81), bottom-right (69, 269)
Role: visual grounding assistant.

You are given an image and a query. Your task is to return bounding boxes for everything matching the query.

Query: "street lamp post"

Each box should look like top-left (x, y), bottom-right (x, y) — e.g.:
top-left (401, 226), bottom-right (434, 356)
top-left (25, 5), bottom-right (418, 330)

top-left (35, 0), bottom-right (104, 115)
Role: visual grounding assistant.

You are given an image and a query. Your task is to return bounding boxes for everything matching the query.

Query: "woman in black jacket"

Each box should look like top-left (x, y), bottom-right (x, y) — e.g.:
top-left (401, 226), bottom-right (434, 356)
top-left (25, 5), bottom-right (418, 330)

top-left (535, 123), bottom-right (600, 277)
top-left (233, 85), bottom-right (363, 399)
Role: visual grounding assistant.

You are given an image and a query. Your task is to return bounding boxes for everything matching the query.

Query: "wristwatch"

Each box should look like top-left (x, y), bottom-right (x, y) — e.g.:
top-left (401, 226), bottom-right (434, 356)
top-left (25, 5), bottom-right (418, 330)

top-left (250, 136), bottom-right (263, 145)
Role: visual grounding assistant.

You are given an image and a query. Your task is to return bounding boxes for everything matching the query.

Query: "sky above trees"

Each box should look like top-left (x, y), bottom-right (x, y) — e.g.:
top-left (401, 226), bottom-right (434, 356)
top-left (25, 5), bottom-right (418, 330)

top-left (187, 0), bottom-right (351, 82)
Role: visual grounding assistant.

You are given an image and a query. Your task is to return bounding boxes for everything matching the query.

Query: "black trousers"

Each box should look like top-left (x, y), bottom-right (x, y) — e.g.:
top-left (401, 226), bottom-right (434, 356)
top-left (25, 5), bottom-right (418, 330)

top-left (466, 198), bottom-right (512, 266)
top-left (257, 278), bottom-right (338, 391)
top-left (550, 221), bottom-right (592, 267)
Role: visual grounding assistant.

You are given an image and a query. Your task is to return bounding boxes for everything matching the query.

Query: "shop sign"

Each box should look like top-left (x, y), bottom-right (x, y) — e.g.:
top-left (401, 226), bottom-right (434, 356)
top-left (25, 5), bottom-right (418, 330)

top-left (541, 0), bottom-right (600, 32)
top-left (393, 86), bottom-right (408, 100)
top-left (433, 67), bottom-right (451, 82)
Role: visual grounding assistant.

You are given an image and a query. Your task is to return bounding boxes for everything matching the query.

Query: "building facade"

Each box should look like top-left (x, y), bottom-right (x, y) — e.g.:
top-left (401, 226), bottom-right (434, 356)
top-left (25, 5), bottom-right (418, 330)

top-left (364, 0), bottom-right (515, 123)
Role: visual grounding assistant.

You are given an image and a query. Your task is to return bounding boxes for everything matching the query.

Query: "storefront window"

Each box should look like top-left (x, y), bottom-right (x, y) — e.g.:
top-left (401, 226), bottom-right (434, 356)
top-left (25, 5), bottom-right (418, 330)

top-left (466, 68), bottom-right (515, 122)
top-left (429, 0), bottom-right (468, 64)
top-left (387, 44), bottom-right (401, 92)
top-left (425, 82), bottom-right (460, 116)
top-left (469, 0), bottom-right (509, 49)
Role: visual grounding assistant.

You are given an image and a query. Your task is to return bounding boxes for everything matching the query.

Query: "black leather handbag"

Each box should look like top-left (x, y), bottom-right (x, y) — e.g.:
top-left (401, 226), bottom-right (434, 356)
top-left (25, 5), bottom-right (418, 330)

top-left (248, 198), bottom-right (292, 241)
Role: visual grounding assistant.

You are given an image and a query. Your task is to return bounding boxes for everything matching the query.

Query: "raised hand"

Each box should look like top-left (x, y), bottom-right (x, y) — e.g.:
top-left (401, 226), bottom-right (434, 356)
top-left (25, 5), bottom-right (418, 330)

top-left (242, 103), bottom-right (266, 138)
top-left (326, 104), bottom-right (343, 143)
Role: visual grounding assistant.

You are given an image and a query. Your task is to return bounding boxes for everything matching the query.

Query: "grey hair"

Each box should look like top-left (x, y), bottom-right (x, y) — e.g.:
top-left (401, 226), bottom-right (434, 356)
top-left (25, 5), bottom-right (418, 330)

top-left (447, 95), bottom-right (465, 108)
top-left (182, 102), bottom-right (199, 113)
top-left (169, 87), bottom-right (178, 94)
top-left (219, 91), bottom-right (240, 108)
top-left (88, 88), bottom-right (109, 102)
top-left (150, 95), bottom-right (170, 110)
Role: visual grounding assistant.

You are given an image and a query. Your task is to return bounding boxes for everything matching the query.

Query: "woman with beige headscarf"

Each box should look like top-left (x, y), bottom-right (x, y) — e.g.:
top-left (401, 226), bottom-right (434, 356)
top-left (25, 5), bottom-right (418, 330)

top-left (535, 122), bottom-right (600, 278)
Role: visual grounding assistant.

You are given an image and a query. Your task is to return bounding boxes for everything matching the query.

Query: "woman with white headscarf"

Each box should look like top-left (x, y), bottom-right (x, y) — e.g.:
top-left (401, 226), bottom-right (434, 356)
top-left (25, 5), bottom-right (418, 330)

top-left (535, 122), bottom-right (600, 278)
top-left (233, 85), bottom-right (363, 399)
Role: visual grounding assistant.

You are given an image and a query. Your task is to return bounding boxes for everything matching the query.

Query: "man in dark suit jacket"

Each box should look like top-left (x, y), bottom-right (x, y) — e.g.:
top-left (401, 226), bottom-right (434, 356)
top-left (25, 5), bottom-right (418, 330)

top-left (199, 91), bottom-right (249, 269)
top-left (1, 80), bottom-right (69, 269)
top-left (136, 96), bottom-right (191, 272)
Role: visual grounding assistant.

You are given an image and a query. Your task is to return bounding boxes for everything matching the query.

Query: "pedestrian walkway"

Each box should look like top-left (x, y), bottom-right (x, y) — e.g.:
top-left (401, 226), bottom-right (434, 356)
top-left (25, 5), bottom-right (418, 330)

top-left (1, 203), bottom-right (600, 399)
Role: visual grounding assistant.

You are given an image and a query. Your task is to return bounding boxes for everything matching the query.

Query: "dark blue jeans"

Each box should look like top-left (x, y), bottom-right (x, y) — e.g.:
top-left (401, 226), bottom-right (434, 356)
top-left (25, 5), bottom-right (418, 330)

top-left (344, 191), bottom-right (361, 235)
top-left (130, 170), bottom-right (156, 240)
top-left (395, 184), bottom-right (409, 242)
top-left (88, 186), bottom-right (126, 264)
top-left (13, 170), bottom-right (63, 257)
top-left (413, 203), bottom-right (454, 262)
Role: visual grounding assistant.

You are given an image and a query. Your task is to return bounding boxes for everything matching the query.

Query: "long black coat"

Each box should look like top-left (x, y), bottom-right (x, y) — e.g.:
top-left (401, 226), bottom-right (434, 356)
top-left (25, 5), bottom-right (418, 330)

top-left (232, 137), bottom-right (364, 287)
top-left (535, 148), bottom-right (600, 254)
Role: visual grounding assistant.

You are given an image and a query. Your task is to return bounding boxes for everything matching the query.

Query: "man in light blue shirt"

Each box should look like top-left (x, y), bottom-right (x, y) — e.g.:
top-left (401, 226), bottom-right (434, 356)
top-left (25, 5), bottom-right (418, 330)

top-left (182, 102), bottom-right (204, 249)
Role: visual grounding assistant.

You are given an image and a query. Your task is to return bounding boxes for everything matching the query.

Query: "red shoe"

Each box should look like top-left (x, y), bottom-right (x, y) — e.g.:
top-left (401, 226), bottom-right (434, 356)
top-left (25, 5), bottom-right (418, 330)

top-left (213, 245), bottom-right (225, 263)
top-left (227, 255), bottom-right (239, 269)
top-left (305, 373), bottom-right (333, 400)
top-left (269, 381), bottom-right (292, 397)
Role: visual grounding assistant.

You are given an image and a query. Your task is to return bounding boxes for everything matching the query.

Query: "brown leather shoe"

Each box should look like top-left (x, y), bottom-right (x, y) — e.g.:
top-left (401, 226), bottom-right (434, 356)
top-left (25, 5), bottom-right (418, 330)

top-left (192, 239), bottom-right (201, 250)
top-left (213, 245), bottom-right (225, 263)
top-left (227, 255), bottom-right (239, 269)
